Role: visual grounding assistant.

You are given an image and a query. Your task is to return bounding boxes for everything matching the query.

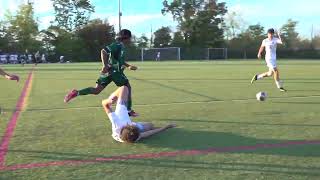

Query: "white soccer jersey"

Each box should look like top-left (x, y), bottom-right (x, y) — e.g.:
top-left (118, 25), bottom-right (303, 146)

top-left (261, 37), bottom-right (282, 61)
top-left (9, 55), bottom-right (15, 61)
top-left (107, 104), bottom-right (137, 142)
top-left (0, 55), bottom-right (6, 61)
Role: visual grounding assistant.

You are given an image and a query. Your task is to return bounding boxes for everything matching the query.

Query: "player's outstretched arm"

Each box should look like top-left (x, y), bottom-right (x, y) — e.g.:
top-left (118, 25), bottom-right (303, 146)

top-left (0, 68), bottom-right (19, 82)
top-left (102, 98), bottom-right (114, 114)
top-left (276, 30), bottom-right (283, 44)
top-left (257, 44), bottom-right (265, 59)
top-left (124, 62), bottom-right (138, 71)
top-left (136, 124), bottom-right (176, 142)
top-left (102, 86), bottom-right (128, 114)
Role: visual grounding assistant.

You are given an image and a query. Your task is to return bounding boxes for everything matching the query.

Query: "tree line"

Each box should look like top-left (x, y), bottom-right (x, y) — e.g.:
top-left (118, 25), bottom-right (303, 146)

top-left (0, 0), bottom-right (319, 62)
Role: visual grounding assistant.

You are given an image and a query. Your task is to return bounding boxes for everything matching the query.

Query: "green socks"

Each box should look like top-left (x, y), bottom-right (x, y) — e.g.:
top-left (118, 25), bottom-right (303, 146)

top-left (78, 87), bottom-right (95, 96)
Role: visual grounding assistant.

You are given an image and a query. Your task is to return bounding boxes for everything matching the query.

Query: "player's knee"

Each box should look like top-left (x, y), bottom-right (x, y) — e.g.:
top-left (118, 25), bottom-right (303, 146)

top-left (267, 71), bottom-right (273, 76)
top-left (125, 81), bottom-right (131, 87)
top-left (93, 88), bottom-right (102, 95)
top-left (101, 99), bottom-right (108, 106)
top-left (120, 86), bottom-right (129, 93)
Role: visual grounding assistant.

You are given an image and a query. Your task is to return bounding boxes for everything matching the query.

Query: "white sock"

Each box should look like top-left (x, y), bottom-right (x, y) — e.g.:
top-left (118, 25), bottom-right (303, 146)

top-left (275, 80), bottom-right (282, 89)
top-left (257, 74), bottom-right (264, 80)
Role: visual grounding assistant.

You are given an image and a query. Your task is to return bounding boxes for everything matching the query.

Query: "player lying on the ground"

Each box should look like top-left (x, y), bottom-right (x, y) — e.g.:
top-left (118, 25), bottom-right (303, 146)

top-left (0, 68), bottom-right (19, 82)
top-left (64, 29), bottom-right (139, 117)
top-left (251, 28), bottom-right (286, 92)
top-left (102, 86), bottom-right (176, 143)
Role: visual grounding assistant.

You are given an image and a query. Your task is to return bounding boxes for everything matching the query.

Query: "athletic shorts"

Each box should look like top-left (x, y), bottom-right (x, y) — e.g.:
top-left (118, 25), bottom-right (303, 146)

top-left (96, 71), bottom-right (129, 87)
top-left (266, 59), bottom-right (277, 70)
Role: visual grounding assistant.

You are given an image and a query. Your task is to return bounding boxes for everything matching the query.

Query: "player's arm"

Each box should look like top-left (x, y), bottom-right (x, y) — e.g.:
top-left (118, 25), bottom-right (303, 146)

top-left (0, 68), bottom-right (19, 82)
top-left (124, 62), bottom-right (138, 71)
top-left (276, 30), bottom-right (283, 44)
top-left (100, 48), bottom-right (111, 74)
top-left (102, 86), bottom-right (127, 114)
top-left (136, 124), bottom-right (176, 142)
top-left (257, 40), bottom-right (265, 59)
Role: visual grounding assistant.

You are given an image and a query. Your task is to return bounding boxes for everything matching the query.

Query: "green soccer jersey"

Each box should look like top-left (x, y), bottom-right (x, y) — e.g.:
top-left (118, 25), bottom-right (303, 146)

top-left (105, 42), bottom-right (126, 73)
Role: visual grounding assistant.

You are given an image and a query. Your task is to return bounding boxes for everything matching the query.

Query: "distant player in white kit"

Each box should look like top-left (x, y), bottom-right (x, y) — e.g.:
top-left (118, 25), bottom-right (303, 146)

top-left (156, 52), bottom-right (161, 61)
top-left (251, 28), bottom-right (286, 92)
top-left (102, 86), bottom-right (176, 143)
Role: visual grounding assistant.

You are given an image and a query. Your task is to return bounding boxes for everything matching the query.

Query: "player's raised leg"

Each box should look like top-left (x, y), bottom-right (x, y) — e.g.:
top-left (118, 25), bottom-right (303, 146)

top-left (125, 82), bottom-right (139, 117)
top-left (64, 73), bottom-right (113, 103)
top-left (251, 69), bottom-right (273, 84)
top-left (64, 84), bottom-right (104, 103)
top-left (273, 68), bottom-right (286, 92)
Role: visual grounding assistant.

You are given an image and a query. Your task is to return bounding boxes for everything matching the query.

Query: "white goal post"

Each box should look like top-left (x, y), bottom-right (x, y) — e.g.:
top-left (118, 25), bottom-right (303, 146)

top-left (207, 48), bottom-right (228, 60)
top-left (141, 47), bottom-right (181, 61)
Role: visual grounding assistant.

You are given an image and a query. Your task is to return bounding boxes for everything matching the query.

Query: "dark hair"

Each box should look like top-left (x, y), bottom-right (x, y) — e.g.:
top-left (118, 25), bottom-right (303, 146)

top-left (120, 125), bottom-right (140, 143)
top-left (267, 28), bottom-right (275, 34)
top-left (118, 29), bottom-right (132, 40)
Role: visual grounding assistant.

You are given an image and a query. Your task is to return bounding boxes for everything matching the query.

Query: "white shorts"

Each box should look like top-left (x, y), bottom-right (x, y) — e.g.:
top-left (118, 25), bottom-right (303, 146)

top-left (266, 59), bottom-right (277, 70)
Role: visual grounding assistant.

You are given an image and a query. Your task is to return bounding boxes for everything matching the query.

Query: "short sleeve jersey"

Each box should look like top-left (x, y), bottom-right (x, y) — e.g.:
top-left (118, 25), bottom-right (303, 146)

top-left (261, 37), bottom-right (282, 61)
top-left (105, 42), bottom-right (126, 73)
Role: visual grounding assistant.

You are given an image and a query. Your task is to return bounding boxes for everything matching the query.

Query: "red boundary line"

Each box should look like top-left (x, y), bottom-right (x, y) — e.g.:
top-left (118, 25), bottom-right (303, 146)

top-left (1, 140), bottom-right (320, 172)
top-left (0, 68), bottom-right (34, 166)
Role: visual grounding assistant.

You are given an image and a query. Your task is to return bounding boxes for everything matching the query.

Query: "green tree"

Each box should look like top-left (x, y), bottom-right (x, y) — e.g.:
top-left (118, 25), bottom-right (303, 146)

top-left (53, 0), bottom-right (95, 31)
top-left (153, 26), bottom-right (172, 47)
top-left (76, 19), bottom-right (115, 59)
top-left (224, 11), bottom-right (246, 40)
top-left (0, 21), bottom-right (9, 51)
top-left (42, 26), bottom-right (88, 61)
top-left (162, 0), bottom-right (227, 47)
top-left (136, 34), bottom-right (149, 48)
top-left (4, 4), bottom-right (40, 52)
top-left (227, 24), bottom-right (265, 58)
top-left (171, 31), bottom-right (185, 47)
top-left (312, 35), bottom-right (320, 50)
top-left (281, 19), bottom-right (299, 49)
top-left (247, 24), bottom-right (264, 41)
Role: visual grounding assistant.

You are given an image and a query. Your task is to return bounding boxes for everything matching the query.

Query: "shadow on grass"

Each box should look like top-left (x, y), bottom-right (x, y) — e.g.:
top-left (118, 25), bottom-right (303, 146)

top-left (8, 129), bottom-right (320, 176)
top-left (9, 129), bottom-right (320, 162)
top-left (141, 129), bottom-right (320, 157)
top-left (156, 118), bottom-right (320, 128)
top-left (101, 158), bottom-right (320, 177)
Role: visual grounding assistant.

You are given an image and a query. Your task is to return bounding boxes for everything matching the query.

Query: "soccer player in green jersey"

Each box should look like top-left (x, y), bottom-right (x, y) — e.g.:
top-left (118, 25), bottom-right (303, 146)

top-left (64, 29), bottom-right (139, 117)
top-left (0, 68), bottom-right (19, 82)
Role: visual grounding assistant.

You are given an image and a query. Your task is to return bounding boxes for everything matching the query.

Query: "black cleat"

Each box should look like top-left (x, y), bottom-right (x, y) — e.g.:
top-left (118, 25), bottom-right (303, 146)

top-left (251, 75), bottom-right (258, 84)
top-left (279, 87), bottom-right (287, 92)
top-left (128, 110), bottom-right (139, 117)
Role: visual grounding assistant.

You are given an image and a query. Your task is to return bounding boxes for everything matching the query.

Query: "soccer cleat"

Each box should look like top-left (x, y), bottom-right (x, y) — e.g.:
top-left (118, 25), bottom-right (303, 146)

top-left (251, 75), bottom-right (258, 84)
top-left (128, 110), bottom-right (139, 117)
top-left (279, 87), bottom-right (287, 92)
top-left (64, 89), bottom-right (78, 103)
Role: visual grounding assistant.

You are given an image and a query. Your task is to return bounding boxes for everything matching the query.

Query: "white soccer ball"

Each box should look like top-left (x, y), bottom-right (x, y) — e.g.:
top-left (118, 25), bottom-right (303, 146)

top-left (256, 92), bottom-right (267, 101)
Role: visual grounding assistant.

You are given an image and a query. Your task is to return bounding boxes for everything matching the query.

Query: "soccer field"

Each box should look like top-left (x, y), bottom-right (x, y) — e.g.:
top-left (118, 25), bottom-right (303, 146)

top-left (1, 60), bottom-right (320, 179)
